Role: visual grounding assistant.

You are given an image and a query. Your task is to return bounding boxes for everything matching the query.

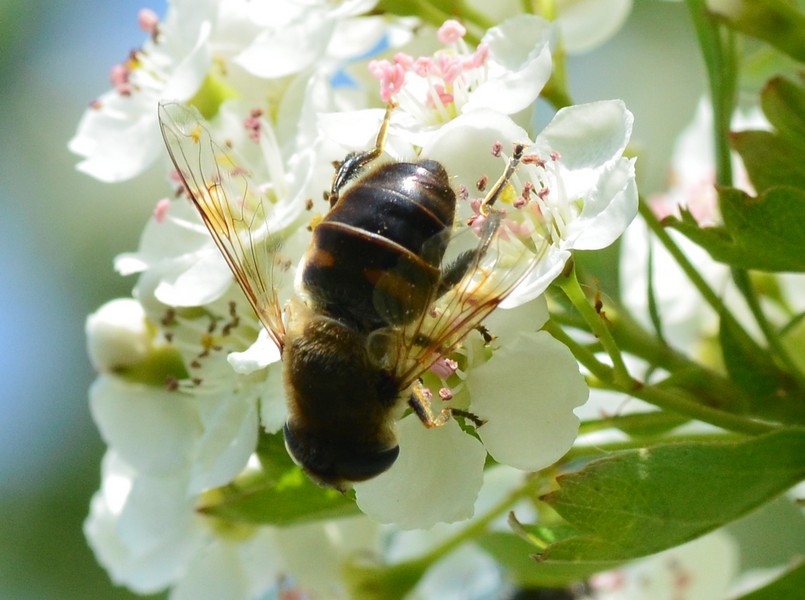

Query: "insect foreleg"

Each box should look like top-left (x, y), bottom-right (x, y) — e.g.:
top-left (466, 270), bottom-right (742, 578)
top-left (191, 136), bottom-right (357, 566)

top-left (328, 100), bottom-right (397, 206)
top-left (479, 143), bottom-right (525, 216)
top-left (408, 381), bottom-right (451, 428)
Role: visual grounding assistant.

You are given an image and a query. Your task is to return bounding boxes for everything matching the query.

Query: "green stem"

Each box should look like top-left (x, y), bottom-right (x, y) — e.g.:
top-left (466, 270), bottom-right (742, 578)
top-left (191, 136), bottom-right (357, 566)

top-left (732, 269), bottom-right (805, 387)
top-left (686, 0), bottom-right (738, 186)
top-left (556, 264), bottom-right (632, 388)
top-left (542, 319), bottom-right (614, 385)
top-left (578, 411), bottom-right (690, 436)
top-left (563, 431), bottom-right (744, 461)
top-left (546, 318), bottom-right (776, 435)
top-left (629, 383), bottom-right (776, 435)
top-left (415, 477), bottom-right (536, 563)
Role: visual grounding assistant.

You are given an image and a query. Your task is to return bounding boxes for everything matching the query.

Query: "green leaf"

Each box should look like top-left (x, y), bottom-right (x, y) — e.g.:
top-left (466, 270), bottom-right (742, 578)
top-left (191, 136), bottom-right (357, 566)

top-left (709, 0), bottom-right (805, 62)
top-left (477, 531), bottom-right (620, 587)
top-left (720, 186), bottom-right (805, 269)
top-left (735, 560), bottom-right (805, 600)
top-left (719, 313), bottom-right (805, 424)
top-left (731, 130), bottom-right (805, 192)
top-left (666, 186), bottom-right (805, 272)
top-left (201, 468), bottom-right (360, 526)
top-left (538, 430), bottom-right (805, 561)
top-left (201, 431), bottom-right (360, 526)
top-left (761, 75), bottom-right (805, 148)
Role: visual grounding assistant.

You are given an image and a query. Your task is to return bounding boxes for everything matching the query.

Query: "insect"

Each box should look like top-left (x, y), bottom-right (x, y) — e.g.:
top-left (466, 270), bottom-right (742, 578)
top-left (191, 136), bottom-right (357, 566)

top-left (158, 101), bottom-right (541, 490)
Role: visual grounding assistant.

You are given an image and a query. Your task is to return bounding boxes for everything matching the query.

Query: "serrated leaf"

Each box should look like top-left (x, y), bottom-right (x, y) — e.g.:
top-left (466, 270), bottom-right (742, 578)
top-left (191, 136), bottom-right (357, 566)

top-left (731, 130), bottom-right (805, 192)
top-left (666, 187), bottom-right (805, 272)
top-left (538, 430), bottom-right (805, 562)
top-left (735, 560), bottom-right (805, 600)
top-left (761, 75), bottom-right (805, 148)
top-left (709, 0), bottom-right (805, 62)
top-left (720, 186), bottom-right (805, 270)
top-left (477, 531), bottom-right (620, 587)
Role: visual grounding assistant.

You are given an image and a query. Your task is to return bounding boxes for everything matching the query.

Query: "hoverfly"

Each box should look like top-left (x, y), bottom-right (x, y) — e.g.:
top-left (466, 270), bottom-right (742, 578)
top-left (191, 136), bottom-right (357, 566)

top-left (158, 101), bottom-right (542, 490)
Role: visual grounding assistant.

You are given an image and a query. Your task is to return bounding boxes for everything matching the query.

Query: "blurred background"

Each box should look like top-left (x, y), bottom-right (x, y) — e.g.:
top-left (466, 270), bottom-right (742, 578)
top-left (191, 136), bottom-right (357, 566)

top-left (5, 1), bottom-right (791, 599)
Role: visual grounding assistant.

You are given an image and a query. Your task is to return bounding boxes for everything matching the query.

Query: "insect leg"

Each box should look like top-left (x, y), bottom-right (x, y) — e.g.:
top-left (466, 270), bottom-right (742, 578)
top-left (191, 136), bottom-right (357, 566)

top-left (409, 383), bottom-right (487, 429)
top-left (328, 101), bottom-right (397, 206)
top-left (437, 212), bottom-right (503, 297)
top-left (408, 381), bottom-right (451, 428)
top-left (479, 143), bottom-right (525, 216)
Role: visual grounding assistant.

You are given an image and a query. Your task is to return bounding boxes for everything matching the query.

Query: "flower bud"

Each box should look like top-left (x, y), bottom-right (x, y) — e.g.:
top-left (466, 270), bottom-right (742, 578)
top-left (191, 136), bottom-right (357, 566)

top-left (86, 298), bottom-right (150, 372)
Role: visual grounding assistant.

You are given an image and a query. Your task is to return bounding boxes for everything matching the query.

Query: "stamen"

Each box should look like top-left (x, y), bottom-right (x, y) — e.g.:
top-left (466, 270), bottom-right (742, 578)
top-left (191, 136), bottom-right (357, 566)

top-left (138, 8), bottom-right (160, 36)
top-left (153, 198), bottom-right (170, 223)
top-left (437, 19), bottom-right (467, 45)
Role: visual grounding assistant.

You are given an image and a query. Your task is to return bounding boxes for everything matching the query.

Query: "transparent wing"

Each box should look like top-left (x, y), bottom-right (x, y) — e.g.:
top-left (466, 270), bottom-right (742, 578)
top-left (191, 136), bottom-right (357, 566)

top-left (158, 101), bottom-right (287, 351)
top-left (374, 210), bottom-right (549, 389)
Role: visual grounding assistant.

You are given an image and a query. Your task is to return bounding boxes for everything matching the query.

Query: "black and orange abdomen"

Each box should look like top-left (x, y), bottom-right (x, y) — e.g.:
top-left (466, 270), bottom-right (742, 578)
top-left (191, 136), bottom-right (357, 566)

top-left (302, 160), bottom-right (456, 330)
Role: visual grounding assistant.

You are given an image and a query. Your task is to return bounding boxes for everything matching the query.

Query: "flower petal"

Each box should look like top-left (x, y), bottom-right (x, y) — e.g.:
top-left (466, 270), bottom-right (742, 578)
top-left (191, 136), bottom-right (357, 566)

top-left (188, 395), bottom-right (259, 494)
top-left (556, 0), bottom-right (633, 55)
top-left (569, 157), bottom-right (638, 250)
top-left (89, 375), bottom-right (201, 475)
top-left (423, 109), bottom-right (530, 191)
top-left (354, 416), bottom-right (486, 528)
top-left (85, 452), bottom-right (205, 593)
top-left (464, 15), bottom-right (553, 114)
top-left (537, 100), bottom-right (633, 171)
top-left (468, 331), bottom-right (587, 471)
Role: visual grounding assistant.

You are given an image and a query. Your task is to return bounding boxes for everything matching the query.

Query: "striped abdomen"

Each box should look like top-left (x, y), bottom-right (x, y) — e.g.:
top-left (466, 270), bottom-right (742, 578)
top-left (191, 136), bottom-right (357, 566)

top-left (301, 160), bottom-right (456, 331)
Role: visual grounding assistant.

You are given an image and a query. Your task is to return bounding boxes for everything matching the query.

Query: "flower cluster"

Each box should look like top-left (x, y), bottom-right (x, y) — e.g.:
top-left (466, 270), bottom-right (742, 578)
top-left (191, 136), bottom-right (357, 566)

top-left (76, 2), bottom-right (637, 598)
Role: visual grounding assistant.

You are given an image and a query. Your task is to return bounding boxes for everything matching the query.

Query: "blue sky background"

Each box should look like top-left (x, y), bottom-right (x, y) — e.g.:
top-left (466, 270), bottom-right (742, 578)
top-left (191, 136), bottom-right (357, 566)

top-left (0, 2), bottom-right (721, 598)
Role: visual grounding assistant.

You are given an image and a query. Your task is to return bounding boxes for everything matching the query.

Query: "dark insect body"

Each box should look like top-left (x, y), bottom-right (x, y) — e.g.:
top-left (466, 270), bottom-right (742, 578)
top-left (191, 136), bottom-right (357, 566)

top-left (159, 101), bottom-right (532, 490)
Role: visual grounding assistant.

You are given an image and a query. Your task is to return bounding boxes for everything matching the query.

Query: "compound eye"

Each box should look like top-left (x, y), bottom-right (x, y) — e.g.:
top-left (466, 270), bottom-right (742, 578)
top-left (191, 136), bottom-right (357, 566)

top-left (283, 422), bottom-right (399, 487)
top-left (338, 444), bottom-right (399, 482)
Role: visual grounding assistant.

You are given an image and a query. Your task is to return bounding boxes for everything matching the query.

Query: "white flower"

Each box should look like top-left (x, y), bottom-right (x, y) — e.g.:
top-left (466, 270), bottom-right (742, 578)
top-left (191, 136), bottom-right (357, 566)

top-left (419, 101), bottom-right (637, 308)
top-left (85, 451), bottom-right (289, 598)
top-left (85, 451), bottom-right (208, 594)
top-left (366, 15), bottom-right (552, 132)
top-left (69, 0), bottom-right (382, 183)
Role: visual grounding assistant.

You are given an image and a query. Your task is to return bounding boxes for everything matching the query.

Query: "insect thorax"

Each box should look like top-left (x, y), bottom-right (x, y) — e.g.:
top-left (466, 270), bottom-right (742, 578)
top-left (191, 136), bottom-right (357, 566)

top-left (301, 160), bottom-right (457, 331)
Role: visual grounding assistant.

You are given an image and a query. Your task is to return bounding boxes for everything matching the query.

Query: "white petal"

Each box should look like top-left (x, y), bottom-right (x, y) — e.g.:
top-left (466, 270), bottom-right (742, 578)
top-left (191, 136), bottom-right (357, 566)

top-left (69, 96), bottom-right (163, 182)
top-left (355, 416), bottom-right (486, 528)
top-left (170, 541), bottom-right (248, 600)
top-left (537, 100), bottom-right (633, 171)
top-left (556, 0), bottom-right (633, 55)
top-left (423, 109), bottom-right (530, 191)
top-left (468, 331), bottom-right (587, 471)
top-left (188, 395), bottom-right (259, 494)
top-left (234, 18), bottom-right (333, 78)
top-left (276, 516), bottom-right (378, 596)
top-left (569, 157), bottom-right (638, 250)
top-left (413, 545), bottom-right (503, 600)
top-left (464, 16), bottom-right (553, 114)
top-left (227, 328), bottom-right (281, 374)
top-left (89, 375), bottom-right (201, 475)
top-left (258, 363), bottom-right (289, 433)
top-left (485, 295), bottom-right (549, 338)
top-left (500, 245), bottom-right (570, 309)
top-left (154, 250), bottom-right (234, 307)
top-left (85, 452), bottom-right (206, 593)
